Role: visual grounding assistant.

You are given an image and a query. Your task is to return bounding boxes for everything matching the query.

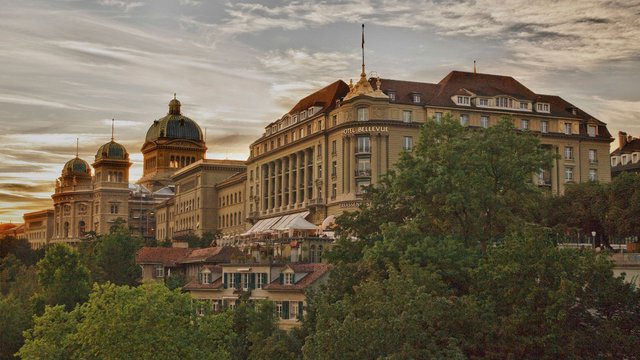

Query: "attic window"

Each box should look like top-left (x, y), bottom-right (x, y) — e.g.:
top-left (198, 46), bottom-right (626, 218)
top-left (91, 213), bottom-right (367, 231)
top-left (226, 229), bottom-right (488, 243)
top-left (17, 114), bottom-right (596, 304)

top-left (479, 98), bottom-right (489, 106)
top-left (301, 111), bottom-right (307, 120)
top-left (520, 102), bottom-right (529, 110)
top-left (536, 103), bottom-right (550, 113)
top-left (496, 97), bottom-right (512, 108)
top-left (588, 125), bottom-right (597, 137)
top-left (412, 93), bottom-right (421, 103)
top-left (457, 96), bottom-right (470, 105)
top-left (284, 273), bottom-right (294, 285)
top-left (309, 107), bottom-right (314, 115)
top-left (387, 91), bottom-right (396, 101)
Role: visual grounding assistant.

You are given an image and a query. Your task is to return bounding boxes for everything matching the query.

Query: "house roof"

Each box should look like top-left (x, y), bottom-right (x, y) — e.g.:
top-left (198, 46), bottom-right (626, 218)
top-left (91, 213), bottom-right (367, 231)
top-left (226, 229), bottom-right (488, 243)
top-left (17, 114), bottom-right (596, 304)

top-left (288, 80), bottom-right (350, 115)
top-left (264, 263), bottom-right (331, 291)
top-left (611, 137), bottom-right (640, 156)
top-left (135, 247), bottom-right (192, 267)
top-left (183, 276), bottom-right (224, 291)
top-left (178, 246), bottom-right (244, 264)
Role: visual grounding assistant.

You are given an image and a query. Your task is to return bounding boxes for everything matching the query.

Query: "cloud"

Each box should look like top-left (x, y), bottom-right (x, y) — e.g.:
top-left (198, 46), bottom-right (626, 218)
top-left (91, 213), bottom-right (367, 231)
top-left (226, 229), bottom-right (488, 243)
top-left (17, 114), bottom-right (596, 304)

top-left (97, 0), bottom-right (146, 12)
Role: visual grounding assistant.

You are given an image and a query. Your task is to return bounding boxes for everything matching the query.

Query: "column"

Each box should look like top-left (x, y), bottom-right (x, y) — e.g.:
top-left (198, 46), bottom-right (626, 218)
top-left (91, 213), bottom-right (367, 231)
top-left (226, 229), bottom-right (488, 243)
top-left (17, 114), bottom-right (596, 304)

top-left (311, 147), bottom-right (317, 200)
top-left (351, 137), bottom-right (357, 194)
top-left (262, 164), bottom-right (268, 212)
top-left (289, 155), bottom-right (295, 207)
top-left (275, 160), bottom-right (281, 209)
top-left (343, 137), bottom-right (350, 194)
top-left (372, 134), bottom-right (380, 181)
top-left (299, 151), bottom-right (305, 204)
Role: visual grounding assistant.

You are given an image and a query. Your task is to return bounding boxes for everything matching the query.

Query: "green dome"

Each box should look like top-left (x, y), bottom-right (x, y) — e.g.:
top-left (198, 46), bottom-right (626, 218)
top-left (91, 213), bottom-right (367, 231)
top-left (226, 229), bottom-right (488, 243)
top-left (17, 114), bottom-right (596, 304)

top-left (95, 141), bottom-right (128, 161)
top-left (63, 157), bottom-right (91, 176)
top-left (145, 96), bottom-right (203, 143)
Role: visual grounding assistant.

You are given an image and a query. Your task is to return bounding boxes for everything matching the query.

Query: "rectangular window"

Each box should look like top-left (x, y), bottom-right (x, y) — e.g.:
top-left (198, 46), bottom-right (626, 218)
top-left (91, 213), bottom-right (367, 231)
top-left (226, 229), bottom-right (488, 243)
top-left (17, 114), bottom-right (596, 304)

top-left (541, 121), bottom-right (548, 133)
top-left (331, 140), bottom-right (337, 155)
top-left (357, 108), bottom-right (369, 121)
top-left (520, 119), bottom-right (529, 130)
top-left (412, 94), bottom-right (421, 103)
top-left (537, 103), bottom-right (550, 112)
top-left (402, 110), bottom-right (412, 123)
top-left (520, 102), bottom-right (528, 110)
top-left (565, 167), bottom-right (573, 181)
top-left (589, 169), bottom-right (597, 182)
top-left (331, 183), bottom-right (337, 198)
top-left (588, 125), bottom-right (596, 137)
top-left (356, 157), bottom-right (371, 176)
top-left (589, 149), bottom-right (597, 164)
top-left (276, 302), bottom-right (283, 318)
top-left (356, 179), bottom-right (371, 195)
top-left (479, 98), bottom-right (489, 106)
top-left (564, 146), bottom-right (574, 160)
top-left (457, 96), bottom-right (470, 105)
top-left (388, 91), bottom-right (396, 101)
top-left (307, 124), bottom-right (312, 135)
top-left (332, 115), bottom-right (337, 126)
top-left (435, 112), bottom-right (443, 123)
top-left (564, 123), bottom-right (572, 135)
top-left (284, 273), bottom-right (294, 285)
top-left (403, 136), bottom-right (413, 151)
top-left (331, 161), bottom-right (337, 177)
top-left (459, 114), bottom-right (469, 126)
top-left (357, 136), bottom-right (371, 153)
top-left (155, 265), bottom-right (164, 278)
top-left (480, 116), bottom-right (489, 128)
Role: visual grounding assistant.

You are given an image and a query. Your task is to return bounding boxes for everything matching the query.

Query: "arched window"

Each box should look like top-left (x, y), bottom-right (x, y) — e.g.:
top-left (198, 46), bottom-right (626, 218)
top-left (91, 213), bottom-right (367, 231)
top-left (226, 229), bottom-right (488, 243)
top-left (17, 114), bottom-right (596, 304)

top-left (310, 245), bottom-right (316, 263)
top-left (64, 222), bottom-right (70, 238)
top-left (78, 220), bottom-right (86, 236)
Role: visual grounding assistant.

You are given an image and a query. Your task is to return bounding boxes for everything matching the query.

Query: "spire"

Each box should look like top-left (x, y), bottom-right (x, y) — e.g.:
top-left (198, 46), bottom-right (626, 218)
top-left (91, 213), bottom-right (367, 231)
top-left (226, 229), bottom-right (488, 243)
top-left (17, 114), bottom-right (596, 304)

top-left (343, 24), bottom-right (388, 101)
top-left (361, 24), bottom-right (366, 77)
top-left (111, 118), bottom-right (115, 141)
top-left (76, 138), bottom-right (79, 157)
top-left (474, 60), bottom-right (477, 74)
top-left (168, 93), bottom-right (181, 115)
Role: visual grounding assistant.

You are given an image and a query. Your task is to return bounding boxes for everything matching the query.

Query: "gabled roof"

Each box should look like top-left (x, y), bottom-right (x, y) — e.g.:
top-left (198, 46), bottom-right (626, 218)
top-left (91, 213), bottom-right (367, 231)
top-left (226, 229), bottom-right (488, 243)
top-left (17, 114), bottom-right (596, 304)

top-left (264, 263), bottom-right (331, 291)
top-left (184, 276), bottom-right (224, 291)
top-left (434, 71), bottom-right (537, 102)
top-left (135, 247), bottom-right (191, 267)
top-left (373, 78), bottom-right (439, 105)
top-left (612, 137), bottom-right (640, 156)
top-left (179, 246), bottom-right (244, 264)
top-left (288, 80), bottom-right (350, 115)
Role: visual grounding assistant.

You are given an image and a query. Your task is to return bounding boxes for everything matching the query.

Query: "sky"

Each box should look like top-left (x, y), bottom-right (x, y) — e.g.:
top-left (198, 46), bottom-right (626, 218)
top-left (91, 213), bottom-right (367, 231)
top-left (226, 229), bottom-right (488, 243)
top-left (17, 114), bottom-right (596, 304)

top-left (1, 0), bottom-right (639, 223)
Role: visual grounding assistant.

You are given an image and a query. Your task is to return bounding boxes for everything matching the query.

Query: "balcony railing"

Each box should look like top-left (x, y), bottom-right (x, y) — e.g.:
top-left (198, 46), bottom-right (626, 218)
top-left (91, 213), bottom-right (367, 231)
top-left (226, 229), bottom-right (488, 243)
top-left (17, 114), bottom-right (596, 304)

top-left (355, 169), bottom-right (372, 177)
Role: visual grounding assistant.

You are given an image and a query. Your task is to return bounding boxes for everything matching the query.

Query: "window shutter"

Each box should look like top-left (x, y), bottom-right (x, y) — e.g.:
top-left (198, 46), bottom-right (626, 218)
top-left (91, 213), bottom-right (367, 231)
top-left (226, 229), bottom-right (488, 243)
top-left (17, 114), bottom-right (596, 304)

top-left (234, 273), bottom-right (240, 289)
top-left (292, 273), bottom-right (295, 284)
top-left (250, 273), bottom-right (256, 289)
top-left (298, 301), bottom-right (304, 321)
top-left (279, 273), bottom-right (284, 284)
top-left (283, 301), bottom-right (289, 319)
top-left (263, 273), bottom-right (268, 285)
top-left (223, 273), bottom-right (228, 289)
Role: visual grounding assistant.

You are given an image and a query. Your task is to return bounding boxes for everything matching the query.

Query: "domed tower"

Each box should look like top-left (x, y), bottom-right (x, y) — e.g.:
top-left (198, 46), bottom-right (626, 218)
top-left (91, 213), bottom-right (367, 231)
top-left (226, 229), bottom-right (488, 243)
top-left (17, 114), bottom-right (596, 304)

top-left (51, 144), bottom-right (94, 244)
top-left (138, 95), bottom-right (207, 191)
top-left (92, 127), bottom-right (132, 235)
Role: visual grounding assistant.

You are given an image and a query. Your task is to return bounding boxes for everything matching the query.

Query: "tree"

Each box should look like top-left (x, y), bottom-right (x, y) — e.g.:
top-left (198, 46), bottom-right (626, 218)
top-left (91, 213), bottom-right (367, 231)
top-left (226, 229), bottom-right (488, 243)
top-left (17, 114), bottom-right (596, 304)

top-left (0, 295), bottom-right (33, 360)
top-left (93, 219), bottom-right (144, 285)
top-left (20, 282), bottom-right (233, 360)
top-left (606, 172), bottom-right (640, 241)
top-left (36, 244), bottom-right (91, 310)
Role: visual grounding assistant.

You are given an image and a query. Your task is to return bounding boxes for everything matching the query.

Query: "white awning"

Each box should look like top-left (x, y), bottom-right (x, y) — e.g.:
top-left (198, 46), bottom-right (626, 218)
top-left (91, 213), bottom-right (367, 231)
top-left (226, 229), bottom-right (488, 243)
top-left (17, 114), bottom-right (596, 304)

top-left (275, 215), bottom-right (317, 231)
top-left (241, 211), bottom-right (311, 235)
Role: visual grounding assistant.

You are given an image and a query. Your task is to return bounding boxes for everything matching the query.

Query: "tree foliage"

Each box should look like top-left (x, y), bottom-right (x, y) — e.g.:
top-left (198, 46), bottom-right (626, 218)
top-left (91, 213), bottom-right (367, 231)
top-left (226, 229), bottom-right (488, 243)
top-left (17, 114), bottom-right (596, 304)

top-left (20, 282), bottom-right (234, 360)
top-left (36, 244), bottom-right (91, 311)
top-left (93, 219), bottom-right (144, 285)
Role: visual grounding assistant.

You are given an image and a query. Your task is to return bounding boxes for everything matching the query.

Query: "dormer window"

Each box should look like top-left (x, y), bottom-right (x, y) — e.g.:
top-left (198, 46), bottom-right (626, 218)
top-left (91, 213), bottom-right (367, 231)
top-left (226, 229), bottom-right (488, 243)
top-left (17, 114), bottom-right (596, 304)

top-left (284, 272), bottom-right (294, 285)
top-left (536, 103), bottom-right (550, 113)
top-left (479, 98), bottom-right (489, 106)
top-left (309, 107), bottom-right (314, 116)
top-left (588, 125), bottom-right (597, 137)
top-left (520, 102), bottom-right (529, 110)
top-left (412, 93), bottom-right (421, 103)
top-left (301, 111), bottom-right (307, 120)
top-left (457, 96), bottom-right (470, 105)
top-left (388, 91), bottom-right (396, 101)
top-left (496, 97), bottom-right (513, 108)
top-left (199, 269), bottom-right (211, 284)
top-left (293, 115), bottom-right (298, 123)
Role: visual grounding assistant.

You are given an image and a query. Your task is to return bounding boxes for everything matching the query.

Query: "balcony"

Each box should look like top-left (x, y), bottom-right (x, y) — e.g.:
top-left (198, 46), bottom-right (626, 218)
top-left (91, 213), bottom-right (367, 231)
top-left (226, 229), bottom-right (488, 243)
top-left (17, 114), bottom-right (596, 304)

top-left (355, 148), bottom-right (371, 155)
top-left (355, 169), bottom-right (372, 177)
top-left (308, 198), bottom-right (325, 208)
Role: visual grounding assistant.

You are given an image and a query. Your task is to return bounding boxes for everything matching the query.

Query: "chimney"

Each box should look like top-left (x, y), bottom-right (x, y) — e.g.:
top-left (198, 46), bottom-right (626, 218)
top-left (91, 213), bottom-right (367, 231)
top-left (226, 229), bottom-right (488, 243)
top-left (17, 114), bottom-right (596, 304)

top-left (619, 131), bottom-right (628, 149)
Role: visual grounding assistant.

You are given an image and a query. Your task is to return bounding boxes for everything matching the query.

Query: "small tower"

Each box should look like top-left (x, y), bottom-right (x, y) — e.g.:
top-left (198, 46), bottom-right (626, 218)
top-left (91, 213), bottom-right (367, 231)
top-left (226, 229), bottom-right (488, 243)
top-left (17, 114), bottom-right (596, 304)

top-left (92, 120), bottom-right (132, 235)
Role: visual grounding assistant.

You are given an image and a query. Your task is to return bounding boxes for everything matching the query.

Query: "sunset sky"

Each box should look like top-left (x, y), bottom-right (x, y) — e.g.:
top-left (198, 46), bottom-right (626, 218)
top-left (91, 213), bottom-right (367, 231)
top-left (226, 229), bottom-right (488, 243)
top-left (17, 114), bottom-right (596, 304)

top-left (1, 0), bottom-right (639, 223)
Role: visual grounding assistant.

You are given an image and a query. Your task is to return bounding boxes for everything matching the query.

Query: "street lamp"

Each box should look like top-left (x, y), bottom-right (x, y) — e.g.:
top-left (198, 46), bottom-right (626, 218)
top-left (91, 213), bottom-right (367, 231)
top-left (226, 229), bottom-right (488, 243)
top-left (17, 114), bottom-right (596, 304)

top-left (591, 231), bottom-right (596, 248)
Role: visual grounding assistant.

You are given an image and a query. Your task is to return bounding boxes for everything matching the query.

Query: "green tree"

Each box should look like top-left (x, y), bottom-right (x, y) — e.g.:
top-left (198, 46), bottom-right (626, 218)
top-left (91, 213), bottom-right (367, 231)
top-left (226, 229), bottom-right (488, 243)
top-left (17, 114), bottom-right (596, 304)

top-left (20, 282), bottom-right (233, 360)
top-left (93, 219), bottom-right (144, 285)
top-left (0, 295), bottom-right (33, 360)
top-left (606, 172), bottom-right (640, 241)
top-left (36, 244), bottom-right (91, 310)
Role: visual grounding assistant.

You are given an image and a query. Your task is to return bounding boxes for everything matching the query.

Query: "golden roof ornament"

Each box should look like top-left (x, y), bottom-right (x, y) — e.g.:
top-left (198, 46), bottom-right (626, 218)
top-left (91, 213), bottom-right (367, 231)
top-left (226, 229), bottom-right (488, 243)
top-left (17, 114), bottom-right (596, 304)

top-left (343, 24), bottom-right (388, 101)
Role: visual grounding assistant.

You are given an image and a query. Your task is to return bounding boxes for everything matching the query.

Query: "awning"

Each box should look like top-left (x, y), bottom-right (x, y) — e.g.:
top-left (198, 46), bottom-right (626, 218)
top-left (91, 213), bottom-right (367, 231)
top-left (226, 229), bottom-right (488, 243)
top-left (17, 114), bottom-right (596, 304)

top-left (241, 211), bottom-right (311, 236)
top-left (275, 216), bottom-right (317, 231)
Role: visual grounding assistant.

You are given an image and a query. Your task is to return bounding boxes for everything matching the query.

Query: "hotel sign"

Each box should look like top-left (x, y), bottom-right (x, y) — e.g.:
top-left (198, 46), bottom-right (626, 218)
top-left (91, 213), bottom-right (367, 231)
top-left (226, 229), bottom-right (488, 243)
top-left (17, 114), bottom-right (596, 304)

top-left (339, 201), bottom-right (371, 208)
top-left (343, 126), bottom-right (389, 135)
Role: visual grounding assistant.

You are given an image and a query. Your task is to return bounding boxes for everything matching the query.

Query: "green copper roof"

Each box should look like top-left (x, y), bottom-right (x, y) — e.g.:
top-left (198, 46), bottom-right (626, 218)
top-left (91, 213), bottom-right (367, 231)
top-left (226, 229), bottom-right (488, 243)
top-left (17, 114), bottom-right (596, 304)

top-left (145, 114), bottom-right (203, 143)
top-left (95, 141), bottom-right (128, 161)
top-left (63, 157), bottom-right (91, 175)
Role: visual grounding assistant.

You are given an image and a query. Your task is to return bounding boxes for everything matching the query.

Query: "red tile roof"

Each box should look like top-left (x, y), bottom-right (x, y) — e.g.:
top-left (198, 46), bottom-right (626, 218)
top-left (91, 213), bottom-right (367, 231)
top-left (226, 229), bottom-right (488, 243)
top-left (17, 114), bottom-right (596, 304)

top-left (264, 263), bottom-right (331, 291)
top-left (179, 246), bottom-right (244, 264)
top-left (135, 247), bottom-right (191, 267)
top-left (184, 276), bottom-right (224, 291)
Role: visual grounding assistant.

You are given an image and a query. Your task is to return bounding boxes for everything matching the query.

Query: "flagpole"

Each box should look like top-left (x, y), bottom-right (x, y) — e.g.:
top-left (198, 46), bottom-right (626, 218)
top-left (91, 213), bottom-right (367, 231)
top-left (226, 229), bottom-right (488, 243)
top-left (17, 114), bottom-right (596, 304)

top-left (361, 24), bottom-right (365, 77)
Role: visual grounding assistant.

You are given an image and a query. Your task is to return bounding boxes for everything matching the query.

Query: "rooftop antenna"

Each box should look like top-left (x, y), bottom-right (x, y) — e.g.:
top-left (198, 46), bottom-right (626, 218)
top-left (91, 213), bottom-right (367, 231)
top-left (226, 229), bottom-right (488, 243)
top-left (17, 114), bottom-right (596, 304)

top-left (361, 24), bottom-right (366, 77)
top-left (111, 118), bottom-right (115, 141)
top-left (76, 138), bottom-right (79, 157)
top-left (474, 60), bottom-right (477, 74)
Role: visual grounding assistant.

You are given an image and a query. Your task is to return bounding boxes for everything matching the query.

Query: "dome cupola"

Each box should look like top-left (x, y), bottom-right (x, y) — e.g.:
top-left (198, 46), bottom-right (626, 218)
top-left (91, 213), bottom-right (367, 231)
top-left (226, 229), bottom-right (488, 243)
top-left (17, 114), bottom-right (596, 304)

top-left (144, 94), bottom-right (203, 143)
top-left (95, 141), bottom-right (128, 161)
top-left (63, 157), bottom-right (91, 176)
